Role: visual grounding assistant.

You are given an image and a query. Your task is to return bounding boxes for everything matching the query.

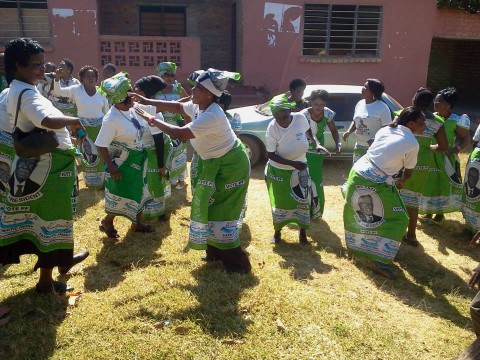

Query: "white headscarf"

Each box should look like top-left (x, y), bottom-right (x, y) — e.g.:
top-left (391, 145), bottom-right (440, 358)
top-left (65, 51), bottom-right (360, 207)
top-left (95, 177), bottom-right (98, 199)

top-left (198, 68), bottom-right (241, 97)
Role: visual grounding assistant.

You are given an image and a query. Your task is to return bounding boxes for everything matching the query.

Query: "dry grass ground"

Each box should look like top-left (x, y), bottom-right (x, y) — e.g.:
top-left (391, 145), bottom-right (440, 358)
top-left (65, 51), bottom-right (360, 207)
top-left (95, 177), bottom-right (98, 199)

top-left (0, 155), bottom-right (479, 359)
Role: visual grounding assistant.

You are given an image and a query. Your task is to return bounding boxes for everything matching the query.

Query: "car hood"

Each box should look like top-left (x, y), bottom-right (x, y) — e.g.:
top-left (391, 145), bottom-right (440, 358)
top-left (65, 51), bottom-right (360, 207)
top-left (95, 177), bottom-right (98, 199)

top-left (227, 105), bottom-right (272, 124)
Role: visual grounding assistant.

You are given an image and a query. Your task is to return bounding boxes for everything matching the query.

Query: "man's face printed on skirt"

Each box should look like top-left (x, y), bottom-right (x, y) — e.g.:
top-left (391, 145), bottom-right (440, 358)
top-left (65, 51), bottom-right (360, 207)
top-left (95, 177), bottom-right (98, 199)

top-left (299, 169), bottom-right (309, 189)
top-left (358, 195), bottom-right (374, 216)
top-left (83, 140), bottom-right (92, 155)
top-left (468, 167), bottom-right (479, 189)
top-left (15, 158), bottom-right (38, 182)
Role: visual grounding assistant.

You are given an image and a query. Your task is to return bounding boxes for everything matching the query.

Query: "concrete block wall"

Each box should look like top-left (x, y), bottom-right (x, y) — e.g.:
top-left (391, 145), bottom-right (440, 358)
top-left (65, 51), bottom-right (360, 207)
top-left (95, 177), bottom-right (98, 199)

top-left (98, 0), bottom-right (235, 71)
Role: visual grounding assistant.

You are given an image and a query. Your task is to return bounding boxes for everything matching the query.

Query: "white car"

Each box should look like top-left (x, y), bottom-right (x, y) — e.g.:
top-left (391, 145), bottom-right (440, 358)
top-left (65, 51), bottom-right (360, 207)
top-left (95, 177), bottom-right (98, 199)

top-left (228, 85), bottom-right (403, 166)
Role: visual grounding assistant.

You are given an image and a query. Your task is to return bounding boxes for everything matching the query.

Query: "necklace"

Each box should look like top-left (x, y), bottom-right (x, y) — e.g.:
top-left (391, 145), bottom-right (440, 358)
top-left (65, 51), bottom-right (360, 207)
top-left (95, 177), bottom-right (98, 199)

top-left (117, 107), bottom-right (142, 131)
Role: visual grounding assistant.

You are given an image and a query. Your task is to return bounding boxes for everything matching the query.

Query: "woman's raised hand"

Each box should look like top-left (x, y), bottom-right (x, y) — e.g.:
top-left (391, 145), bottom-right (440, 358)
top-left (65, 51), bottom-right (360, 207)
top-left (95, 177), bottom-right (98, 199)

top-left (134, 107), bottom-right (157, 127)
top-left (128, 92), bottom-right (147, 104)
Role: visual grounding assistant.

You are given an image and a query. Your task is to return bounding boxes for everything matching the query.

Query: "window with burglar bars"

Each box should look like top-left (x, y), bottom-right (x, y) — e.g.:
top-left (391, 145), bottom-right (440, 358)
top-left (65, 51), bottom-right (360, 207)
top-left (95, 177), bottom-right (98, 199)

top-left (139, 6), bottom-right (186, 37)
top-left (302, 4), bottom-right (382, 57)
top-left (0, 0), bottom-right (51, 46)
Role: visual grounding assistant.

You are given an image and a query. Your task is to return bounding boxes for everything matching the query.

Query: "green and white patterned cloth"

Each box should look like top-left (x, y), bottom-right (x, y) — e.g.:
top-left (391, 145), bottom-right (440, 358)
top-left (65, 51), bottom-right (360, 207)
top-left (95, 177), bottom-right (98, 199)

top-left (79, 117), bottom-right (105, 189)
top-left (343, 156), bottom-right (408, 264)
top-left (0, 149), bottom-right (77, 260)
top-left (462, 147), bottom-right (480, 233)
top-left (189, 141), bottom-right (249, 250)
top-left (266, 163), bottom-right (321, 231)
top-left (104, 142), bottom-right (152, 222)
top-left (421, 112), bottom-right (469, 213)
top-left (303, 107), bottom-right (335, 218)
top-left (0, 130), bottom-right (14, 215)
top-left (400, 113), bottom-right (444, 210)
top-left (143, 134), bottom-right (172, 218)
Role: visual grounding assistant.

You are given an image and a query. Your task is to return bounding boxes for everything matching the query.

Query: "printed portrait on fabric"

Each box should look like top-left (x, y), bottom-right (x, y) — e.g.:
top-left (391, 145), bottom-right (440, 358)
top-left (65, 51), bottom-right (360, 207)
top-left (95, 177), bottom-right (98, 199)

top-left (0, 157), bottom-right (11, 193)
top-left (465, 161), bottom-right (480, 199)
top-left (352, 189), bottom-right (384, 226)
top-left (81, 137), bottom-right (99, 166)
top-left (290, 168), bottom-right (314, 204)
top-left (9, 156), bottom-right (50, 197)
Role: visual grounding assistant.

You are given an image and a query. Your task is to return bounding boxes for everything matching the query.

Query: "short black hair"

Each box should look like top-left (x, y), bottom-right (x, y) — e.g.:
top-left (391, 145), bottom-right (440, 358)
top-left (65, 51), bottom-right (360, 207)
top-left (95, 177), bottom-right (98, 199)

top-left (103, 63), bottom-right (116, 72)
top-left (366, 79), bottom-right (385, 100)
top-left (392, 106), bottom-right (424, 128)
top-left (135, 75), bottom-right (167, 99)
top-left (289, 78), bottom-right (306, 92)
top-left (437, 87), bottom-right (458, 109)
top-left (62, 58), bottom-right (74, 73)
top-left (78, 65), bottom-right (99, 81)
top-left (4, 37), bottom-right (44, 84)
top-left (309, 89), bottom-right (329, 102)
top-left (412, 87), bottom-right (434, 109)
top-left (219, 91), bottom-right (233, 111)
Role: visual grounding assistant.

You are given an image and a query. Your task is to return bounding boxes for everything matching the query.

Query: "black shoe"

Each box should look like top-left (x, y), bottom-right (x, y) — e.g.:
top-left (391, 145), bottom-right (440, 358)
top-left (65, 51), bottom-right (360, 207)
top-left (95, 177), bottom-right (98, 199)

top-left (299, 229), bottom-right (308, 245)
top-left (270, 231), bottom-right (281, 244)
top-left (59, 250), bottom-right (89, 275)
top-left (35, 281), bottom-right (74, 295)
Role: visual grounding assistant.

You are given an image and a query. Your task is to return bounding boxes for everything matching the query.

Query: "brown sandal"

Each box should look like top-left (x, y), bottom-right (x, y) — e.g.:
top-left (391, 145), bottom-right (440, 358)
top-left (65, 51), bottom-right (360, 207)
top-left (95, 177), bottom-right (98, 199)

top-left (99, 221), bottom-right (119, 239)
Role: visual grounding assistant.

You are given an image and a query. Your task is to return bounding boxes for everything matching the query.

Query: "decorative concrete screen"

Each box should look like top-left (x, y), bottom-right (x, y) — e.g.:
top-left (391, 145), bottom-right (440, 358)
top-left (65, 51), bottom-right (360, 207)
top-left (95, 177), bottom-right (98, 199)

top-left (99, 38), bottom-right (181, 69)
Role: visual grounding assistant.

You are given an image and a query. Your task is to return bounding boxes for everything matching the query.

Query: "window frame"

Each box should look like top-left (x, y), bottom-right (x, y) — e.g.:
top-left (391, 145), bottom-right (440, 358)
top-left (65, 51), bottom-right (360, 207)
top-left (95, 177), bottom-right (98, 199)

top-left (302, 4), bottom-right (383, 58)
top-left (0, 0), bottom-right (50, 46)
top-left (138, 5), bottom-right (187, 37)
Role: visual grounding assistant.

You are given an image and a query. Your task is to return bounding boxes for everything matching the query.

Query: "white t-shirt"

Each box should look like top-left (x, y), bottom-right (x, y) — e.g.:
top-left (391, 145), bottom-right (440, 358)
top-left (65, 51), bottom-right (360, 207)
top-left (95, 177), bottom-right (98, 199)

top-left (0, 88), bottom-right (10, 133)
top-left (353, 99), bottom-right (392, 147)
top-left (136, 104), bottom-right (164, 147)
top-left (301, 107), bottom-right (335, 138)
top-left (266, 113), bottom-right (310, 170)
top-left (53, 82), bottom-right (109, 119)
top-left (183, 101), bottom-right (237, 160)
top-left (7, 80), bottom-right (73, 149)
top-left (95, 106), bottom-right (146, 150)
top-left (474, 124), bottom-right (480, 142)
top-left (366, 125), bottom-right (419, 175)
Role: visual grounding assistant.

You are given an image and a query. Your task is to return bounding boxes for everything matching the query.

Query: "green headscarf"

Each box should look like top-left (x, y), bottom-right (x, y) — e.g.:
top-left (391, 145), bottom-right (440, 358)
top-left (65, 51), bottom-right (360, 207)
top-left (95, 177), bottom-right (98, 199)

top-left (98, 72), bottom-right (131, 104)
top-left (268, 94), bottom-right (296, 114)
top-left (157, 62), bottom-right (177, 77)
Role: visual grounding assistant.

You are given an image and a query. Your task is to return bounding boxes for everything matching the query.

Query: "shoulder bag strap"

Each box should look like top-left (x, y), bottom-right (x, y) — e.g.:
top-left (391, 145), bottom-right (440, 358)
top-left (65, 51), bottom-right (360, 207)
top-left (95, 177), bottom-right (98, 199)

top-left (13, 88), bottom-right (32, 131)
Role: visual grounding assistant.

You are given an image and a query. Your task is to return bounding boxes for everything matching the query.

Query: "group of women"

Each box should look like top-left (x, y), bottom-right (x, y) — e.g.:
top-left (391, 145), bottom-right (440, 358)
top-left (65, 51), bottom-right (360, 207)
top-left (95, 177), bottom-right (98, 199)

top-left (264, 77), bottom-right (476, 279)
top-left (0, 36), bottom-right (478, 298)
top-left (0, 38), bottom-right (252, 297)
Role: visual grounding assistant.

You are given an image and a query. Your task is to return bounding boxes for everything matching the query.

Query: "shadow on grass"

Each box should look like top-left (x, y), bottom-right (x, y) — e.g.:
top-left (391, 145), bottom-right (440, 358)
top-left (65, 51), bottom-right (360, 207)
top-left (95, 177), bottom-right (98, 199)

top-left (309, 219), bottom-right (348, 259)
top-left (418, 219), bottom-right (478, 260)
top-left (357, 244), bottom-right (476, 329)
top-left (0, 289), bottom-right (68, 360)
top-left (271, 223), bottom-right (338, 280)
top-left (173, 264), bottom-right (259, 337)
top-left (83, 219), bottom-right (170, 292)
top-left (74, 186), bottom-right (104, 218)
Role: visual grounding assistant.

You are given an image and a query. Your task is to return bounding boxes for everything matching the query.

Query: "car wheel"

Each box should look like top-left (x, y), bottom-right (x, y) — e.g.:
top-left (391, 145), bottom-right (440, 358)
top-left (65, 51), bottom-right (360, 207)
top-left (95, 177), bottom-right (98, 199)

top-left (239, 135), bottom-right (262, 167)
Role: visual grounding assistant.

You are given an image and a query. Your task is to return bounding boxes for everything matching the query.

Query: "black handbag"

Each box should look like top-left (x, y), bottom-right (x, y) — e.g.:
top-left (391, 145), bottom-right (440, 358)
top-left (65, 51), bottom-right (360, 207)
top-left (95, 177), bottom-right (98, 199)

top-left (12, 89), bottom-right (59, 158)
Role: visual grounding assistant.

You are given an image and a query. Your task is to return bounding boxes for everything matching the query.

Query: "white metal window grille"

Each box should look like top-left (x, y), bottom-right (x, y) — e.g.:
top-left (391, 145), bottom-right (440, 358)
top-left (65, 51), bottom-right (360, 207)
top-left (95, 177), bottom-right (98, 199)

top-left (302, 4), bottom-right (382, 57)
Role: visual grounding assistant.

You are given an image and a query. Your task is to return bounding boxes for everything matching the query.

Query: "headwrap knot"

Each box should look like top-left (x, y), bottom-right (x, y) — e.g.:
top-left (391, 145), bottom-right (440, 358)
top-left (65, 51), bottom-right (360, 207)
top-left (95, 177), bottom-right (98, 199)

top-left (268, 94), bottom-right (296, 114)
top-left (98, 72), bottom-right (131, 104)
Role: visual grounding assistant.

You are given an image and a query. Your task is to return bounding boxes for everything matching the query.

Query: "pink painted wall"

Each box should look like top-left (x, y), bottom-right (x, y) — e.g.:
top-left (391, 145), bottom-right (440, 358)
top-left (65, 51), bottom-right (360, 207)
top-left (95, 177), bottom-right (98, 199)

top-left (47, 0), bottom-right (100, 75)
top-left (239, 1), bottom-right (480, 106)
